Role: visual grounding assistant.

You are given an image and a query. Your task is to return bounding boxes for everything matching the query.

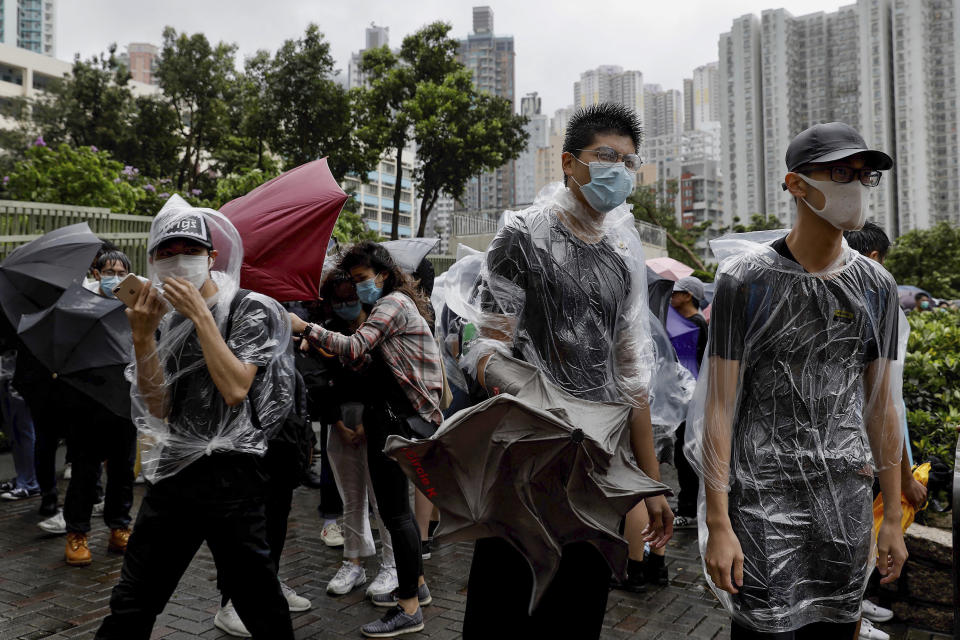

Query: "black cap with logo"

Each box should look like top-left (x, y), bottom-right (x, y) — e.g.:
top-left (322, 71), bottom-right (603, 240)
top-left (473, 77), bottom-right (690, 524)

top-left (148, 211), bottom-right (214, 253)
top-left (785, 122), bottom-right (894, 172)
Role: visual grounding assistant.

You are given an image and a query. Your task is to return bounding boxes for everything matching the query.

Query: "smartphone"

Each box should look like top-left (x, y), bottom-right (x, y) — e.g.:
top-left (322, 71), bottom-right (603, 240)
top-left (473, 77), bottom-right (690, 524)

top-left (113, 274), bottom-right (150, 307)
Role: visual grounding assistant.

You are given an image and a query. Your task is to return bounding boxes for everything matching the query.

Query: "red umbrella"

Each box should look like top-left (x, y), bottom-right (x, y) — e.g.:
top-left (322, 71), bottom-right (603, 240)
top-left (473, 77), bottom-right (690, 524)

top-left (220, 158), bottom-right (348, 302)
top-left (645, 256), bottom-right (694, 281)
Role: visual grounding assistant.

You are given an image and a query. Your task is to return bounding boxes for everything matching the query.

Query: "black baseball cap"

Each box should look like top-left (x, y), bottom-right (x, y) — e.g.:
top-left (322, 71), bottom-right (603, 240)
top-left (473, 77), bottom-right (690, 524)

top-left (785, 122), bottom-right (894, 172)
top-left (148, 211), bottom-right (214, 253)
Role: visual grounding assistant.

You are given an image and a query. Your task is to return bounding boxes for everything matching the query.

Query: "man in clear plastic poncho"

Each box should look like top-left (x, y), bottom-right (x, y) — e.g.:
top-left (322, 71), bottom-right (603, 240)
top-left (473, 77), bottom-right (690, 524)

top-left (687, 123), bottom-right (907, 639)
top-left (96, 196), bottom-right (296, 640)
top-left (459, 103), bottom-right (673, 639)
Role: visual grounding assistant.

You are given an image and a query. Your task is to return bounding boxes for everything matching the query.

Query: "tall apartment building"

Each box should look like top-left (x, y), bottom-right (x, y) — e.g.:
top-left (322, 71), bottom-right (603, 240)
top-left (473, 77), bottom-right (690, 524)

top-left (683, 77), bottom-right (694, 131)
top-left (0, 0), bottom-right (54, 56)
top-left (118, 43), bottom-right (159, 85)
top-left (645, 88), bottom-right (684, 138)
top-left (720, 1), bottom-right (911, 234)
top-left (457, 6), bottom-right (516, 211)
top-left (344, 25), bottom-right (419, 238)
top-left (691, 62), bottom-right (720, 131)
top-left (573, 65), bottom-right (645, 124)
top-left (891, 0), bottom-right (960, 230)
top-left (515, 92), bottom-right (549, 204)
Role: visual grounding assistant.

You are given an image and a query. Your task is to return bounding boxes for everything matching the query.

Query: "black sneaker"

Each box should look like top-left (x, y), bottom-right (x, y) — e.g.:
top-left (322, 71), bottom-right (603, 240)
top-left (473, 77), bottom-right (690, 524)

top-left (371, 583), bottom-right (432, 608)
top-left (420, 539), bottom-right (432, 560)
top-left (643, 559), bottom-right (669, 586)
top-left (673, 514), bottom-right (697, 529)
top-left (611, 569), bottom-right (647, 593)
top-left (0, 478), bottom-right (16, 493)
top-left (361, 605), bottom-right (424, 637)
top-left (38, 494), bottom-right (58, 516)
top-left (0, 486), bottom-right (40, 501)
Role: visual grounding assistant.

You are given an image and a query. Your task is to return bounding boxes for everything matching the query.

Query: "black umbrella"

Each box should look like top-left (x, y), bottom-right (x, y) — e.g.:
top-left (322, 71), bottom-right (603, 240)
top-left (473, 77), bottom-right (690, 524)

top-left (0, 223), bottom-right (102, 328)
top-left (385, 355), bottom-right (670, 613)
top-left (17, 284), bottom-right (133, 417)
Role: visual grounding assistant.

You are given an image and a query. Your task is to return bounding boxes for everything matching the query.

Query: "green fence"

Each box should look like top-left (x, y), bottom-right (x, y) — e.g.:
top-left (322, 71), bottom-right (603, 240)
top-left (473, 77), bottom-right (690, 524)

top-left (0, 200), bottom-right (153, 274)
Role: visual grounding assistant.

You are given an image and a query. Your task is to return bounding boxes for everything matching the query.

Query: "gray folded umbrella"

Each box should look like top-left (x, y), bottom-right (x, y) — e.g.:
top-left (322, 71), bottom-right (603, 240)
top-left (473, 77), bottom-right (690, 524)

top-left (385, 355), bottom-right (670, 613)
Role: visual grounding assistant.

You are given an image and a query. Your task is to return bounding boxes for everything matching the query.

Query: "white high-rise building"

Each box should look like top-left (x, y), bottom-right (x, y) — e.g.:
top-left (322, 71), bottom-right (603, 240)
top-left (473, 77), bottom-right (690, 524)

top-left (646, 88), bottom-right (684, 138)
top-left (344, 25), bottom-right (419, 238)
top-left (720, 14), bottom-right (766, 229)
top-left (692, 62), bottom-right (720, 132)
top-left (891, 0), bottom-right (960, 231)
top-left (515, 92), bottom-right (549, 204)
top-left (573, 65), bottom-right (646, 125)
top-left (0, 0), bottom-right (54, 56)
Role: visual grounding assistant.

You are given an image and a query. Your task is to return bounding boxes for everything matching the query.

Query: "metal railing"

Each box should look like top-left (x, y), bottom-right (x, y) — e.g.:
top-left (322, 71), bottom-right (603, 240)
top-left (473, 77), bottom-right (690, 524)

top-left (427, 254), bottom-right (455, 275)
top-left (636, 220), bottom-right (667, 248)
top-left (953, 432), bottom-right (959, 639)
top-left (0, 200), bottom-right (153, 274)
top-left (452, 213), bottom-right (498, 237)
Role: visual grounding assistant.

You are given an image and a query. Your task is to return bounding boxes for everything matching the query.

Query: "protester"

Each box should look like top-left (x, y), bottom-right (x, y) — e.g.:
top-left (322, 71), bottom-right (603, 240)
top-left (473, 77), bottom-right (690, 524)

top-left (689, 122), bottom-right (905, 639)
top-left (315, 270), bottom-right (398, 600)
top-left (460, 103), bottom-right (673, 639)
top-left (60, 248), bottom-right (138, 566)
top-left (913, 292), bottom-right (933, 312)
top-left (290, 241), bottom-right (442, 638)
top-left (0, 343), bottom-right (39, 501)
top-left (845, 220), bottom-right (926, 640)
top-left (95, 196), bottom-right (296, 640)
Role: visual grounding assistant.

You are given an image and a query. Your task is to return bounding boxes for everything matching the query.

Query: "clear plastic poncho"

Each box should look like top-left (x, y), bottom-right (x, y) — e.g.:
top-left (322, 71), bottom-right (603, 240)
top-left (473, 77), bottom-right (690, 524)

top-left (684, 230), bottom-right (903, 632)
top-left (647, 312), bottom-right (696, 461)
top-left (457, 183), bottom-right (656, 407)
top-left (132, 195), bottom-right (295, 483)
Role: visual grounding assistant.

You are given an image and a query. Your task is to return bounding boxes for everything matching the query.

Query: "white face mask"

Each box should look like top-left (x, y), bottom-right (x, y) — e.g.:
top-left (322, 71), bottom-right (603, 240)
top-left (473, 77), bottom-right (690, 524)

top-left (153, 254), bottom-right (211, 289)
top-left (797, 174), bottom-right (868, 231)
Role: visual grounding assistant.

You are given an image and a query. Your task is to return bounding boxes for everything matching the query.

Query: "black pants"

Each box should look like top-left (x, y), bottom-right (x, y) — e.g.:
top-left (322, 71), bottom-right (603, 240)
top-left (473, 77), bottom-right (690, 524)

top-left (95, 454), bottom-right (293, 640)
top-left (731, 620), bottom-right (858, 639)
top-left (64, 410), bottom-right (136, 534)
top-left (364, 403), bottom-right (423, 599)
top-left (674, 421), bottom-right (699, 517)
top-left (21, 383), bottom-right (67, 500)
top-left (463, 537), bottom-right (611, 639)
top-left (317, 422), bottom-right (344, 519)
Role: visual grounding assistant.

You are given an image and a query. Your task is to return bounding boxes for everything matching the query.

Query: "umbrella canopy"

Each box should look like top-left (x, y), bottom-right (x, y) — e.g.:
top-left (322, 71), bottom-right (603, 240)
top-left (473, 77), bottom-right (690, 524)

top-left (18, 284), bottom-right (133, 417)
top-left (382, 238), bottom-right (439, 274)
top-left (220, 158), bottom-right (348, 302)
top-left (646, 256), bottom-right (694, 281)
top-left (898, 285), bottom-right (931, 310)
top-left (385, 355), bottom-right (670, 613)
top-left (0, 223), bottom-right (102, 328)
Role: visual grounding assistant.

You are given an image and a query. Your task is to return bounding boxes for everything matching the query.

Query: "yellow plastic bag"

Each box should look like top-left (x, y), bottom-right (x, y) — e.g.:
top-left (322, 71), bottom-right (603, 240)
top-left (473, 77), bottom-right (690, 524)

top-left (872, 462), bottom-right (930, 540)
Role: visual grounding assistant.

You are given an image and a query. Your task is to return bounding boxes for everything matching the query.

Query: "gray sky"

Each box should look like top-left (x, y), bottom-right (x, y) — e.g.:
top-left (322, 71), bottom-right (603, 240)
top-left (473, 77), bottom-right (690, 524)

top-left (60, 0), bottom-right (849, 117)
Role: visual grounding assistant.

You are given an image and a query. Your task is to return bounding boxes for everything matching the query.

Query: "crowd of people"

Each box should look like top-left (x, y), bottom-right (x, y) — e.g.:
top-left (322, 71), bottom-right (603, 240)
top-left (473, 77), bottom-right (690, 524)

top-left (0, 105), bottom-right (940, 640)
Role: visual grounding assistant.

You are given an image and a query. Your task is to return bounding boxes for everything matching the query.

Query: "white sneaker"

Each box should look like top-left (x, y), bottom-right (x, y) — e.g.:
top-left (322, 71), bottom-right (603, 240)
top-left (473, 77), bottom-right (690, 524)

top-left (280, 582), bottom-right (311, 611)
top-left (321, 521), bottom-right (344, 547)
top-left (214, 601), bottom-right (251, 638)
top-left (92, 500), bottom-right (105, 516)
top-left (859, 618), bottom-right (890, 640)
top-left (862, 599), bottom-right (894, 623)
top-left (366, 565), bottom-right (399, 597)
top-left (38, 510), bottom-right (66, 535)
top-left (326, 561), bottom-right (367, 595)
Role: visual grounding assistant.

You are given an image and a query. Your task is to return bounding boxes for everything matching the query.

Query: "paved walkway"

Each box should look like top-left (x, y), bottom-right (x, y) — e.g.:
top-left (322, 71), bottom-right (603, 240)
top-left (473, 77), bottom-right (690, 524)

top-left (0, 458), bottom-right (947, 639)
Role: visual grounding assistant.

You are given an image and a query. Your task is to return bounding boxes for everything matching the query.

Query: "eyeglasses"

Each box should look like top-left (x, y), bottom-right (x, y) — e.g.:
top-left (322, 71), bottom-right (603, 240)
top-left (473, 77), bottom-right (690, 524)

top-left (574, 147), bottom-right (644, 172)
top-left (801, 166), bottom-right (882, 187)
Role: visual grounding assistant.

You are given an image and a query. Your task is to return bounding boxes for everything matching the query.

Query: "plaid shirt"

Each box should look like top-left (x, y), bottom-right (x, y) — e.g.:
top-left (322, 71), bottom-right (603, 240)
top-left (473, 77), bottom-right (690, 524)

top-left (306, 291), bottom-right (443, 424)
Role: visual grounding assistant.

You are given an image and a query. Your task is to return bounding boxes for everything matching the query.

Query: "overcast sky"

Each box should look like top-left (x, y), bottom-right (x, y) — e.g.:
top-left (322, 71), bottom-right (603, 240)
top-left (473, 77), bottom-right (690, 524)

top-left (60, 0), bottom-right (849, 117)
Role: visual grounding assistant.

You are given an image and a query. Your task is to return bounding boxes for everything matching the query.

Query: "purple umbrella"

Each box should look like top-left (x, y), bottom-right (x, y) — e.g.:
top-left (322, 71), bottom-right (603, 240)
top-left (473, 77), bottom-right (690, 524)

top-left (666, 306), bottom-right (701, 379)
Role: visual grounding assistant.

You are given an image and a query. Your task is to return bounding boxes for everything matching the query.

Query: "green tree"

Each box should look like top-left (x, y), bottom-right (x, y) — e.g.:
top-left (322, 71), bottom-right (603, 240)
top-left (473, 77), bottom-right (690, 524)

top-left (730, 213), bottom-right (783, 233)
top-left (265, 25), bottom-right (379, 180)
top-left (156, 27), bottom-right (238, 192)
top-left (30, 48), bottom-right (134, 155)
top-left (357, 22), bottom-right (462, 239)
top-left (628, 182), bottom-right (709, 270)
top-left (409, 69), bottom-right (528, 237)
top-left (2, 142), bottom-right (141, 212)
top-left (885, 222), bottom-right (960, 299)
top-left (116, 96), bottom-right (183, 180)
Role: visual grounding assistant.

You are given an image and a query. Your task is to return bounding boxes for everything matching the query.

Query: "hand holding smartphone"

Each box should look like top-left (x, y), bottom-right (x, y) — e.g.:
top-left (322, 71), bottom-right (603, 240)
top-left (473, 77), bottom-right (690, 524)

top-left (113, 274), bottom-right (151, 307)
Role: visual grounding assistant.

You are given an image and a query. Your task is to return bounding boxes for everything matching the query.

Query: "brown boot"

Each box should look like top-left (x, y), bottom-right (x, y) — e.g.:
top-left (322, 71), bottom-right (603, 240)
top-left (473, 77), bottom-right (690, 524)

top-left (65, 532), bottom-right (92, 566)
top-left (108, 528), bottom-right (131, 554)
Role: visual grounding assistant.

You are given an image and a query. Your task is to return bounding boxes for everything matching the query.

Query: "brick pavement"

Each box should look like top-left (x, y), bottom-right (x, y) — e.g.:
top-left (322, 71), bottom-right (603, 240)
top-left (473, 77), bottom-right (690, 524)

top-left (0, 461), bottom-right (945, 639)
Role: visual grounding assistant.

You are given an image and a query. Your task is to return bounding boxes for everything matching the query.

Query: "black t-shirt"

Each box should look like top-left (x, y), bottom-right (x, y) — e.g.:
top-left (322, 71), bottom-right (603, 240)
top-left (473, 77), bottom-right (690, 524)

top-left (687, 312), bottom-right (709, 368)
top-left (480, 215), bottom-right (631, 402)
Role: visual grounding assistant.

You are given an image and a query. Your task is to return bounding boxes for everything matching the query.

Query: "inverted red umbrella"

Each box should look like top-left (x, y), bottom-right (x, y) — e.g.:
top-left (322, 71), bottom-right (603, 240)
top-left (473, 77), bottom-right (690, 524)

top-left (220, 158), bottom-right (348, 302)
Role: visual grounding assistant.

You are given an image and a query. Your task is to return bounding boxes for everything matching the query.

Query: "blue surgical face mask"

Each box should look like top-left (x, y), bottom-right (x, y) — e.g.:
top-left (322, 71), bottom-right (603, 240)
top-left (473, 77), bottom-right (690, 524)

top-left (570, 157), bottom-right (635, 213)
top-left (333, 301), bottom-right (362, 321)
top-left (355, 277), bottom-right (383, 305)
top-left (99, 275), bottom-right (121, 298)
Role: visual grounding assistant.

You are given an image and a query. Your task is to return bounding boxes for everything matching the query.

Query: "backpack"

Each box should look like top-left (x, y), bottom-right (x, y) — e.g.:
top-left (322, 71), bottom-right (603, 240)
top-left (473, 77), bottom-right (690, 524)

top-left (226, 289), bottom-right (316, 488)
